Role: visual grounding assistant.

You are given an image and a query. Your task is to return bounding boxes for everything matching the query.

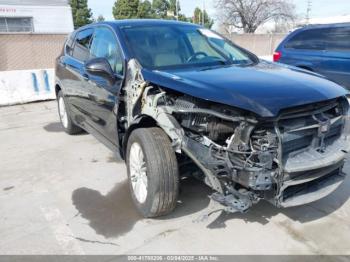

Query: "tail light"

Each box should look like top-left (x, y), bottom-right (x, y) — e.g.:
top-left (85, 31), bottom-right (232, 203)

top-left (273, 51), bottom-right (282, 62)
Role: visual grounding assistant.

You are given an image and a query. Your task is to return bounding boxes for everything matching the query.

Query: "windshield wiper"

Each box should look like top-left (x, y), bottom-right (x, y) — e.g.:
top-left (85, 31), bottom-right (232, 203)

top-left (199, 61), bottom-right (230, 71)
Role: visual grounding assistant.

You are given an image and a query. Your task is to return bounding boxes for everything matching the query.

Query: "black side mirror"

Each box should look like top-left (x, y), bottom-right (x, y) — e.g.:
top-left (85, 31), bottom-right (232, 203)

top-left (84, 58), bottom-right (115, 84)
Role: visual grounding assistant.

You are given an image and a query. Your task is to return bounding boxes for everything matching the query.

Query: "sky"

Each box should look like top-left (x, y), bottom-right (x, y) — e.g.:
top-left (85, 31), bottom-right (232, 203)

top-left (88, 0), bottom-right (350, 22)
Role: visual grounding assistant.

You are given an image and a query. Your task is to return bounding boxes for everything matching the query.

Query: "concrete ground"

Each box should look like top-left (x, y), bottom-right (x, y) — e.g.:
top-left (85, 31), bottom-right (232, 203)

top-left (0, 101), bottom-right (350, 255)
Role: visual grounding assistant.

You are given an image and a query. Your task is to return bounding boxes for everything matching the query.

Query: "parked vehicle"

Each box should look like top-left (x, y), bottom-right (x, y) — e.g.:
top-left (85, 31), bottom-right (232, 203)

top-left (55, 20), bottom-right (350, 218)
top-left (274, 23), bottom-right (350, 89)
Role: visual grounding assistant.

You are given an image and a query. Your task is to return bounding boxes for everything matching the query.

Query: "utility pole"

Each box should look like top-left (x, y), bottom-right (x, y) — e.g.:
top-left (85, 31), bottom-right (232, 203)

top-left (175, 0), bottom-right (178, 20)
top-left (306, 0), bottom-right (312, 24)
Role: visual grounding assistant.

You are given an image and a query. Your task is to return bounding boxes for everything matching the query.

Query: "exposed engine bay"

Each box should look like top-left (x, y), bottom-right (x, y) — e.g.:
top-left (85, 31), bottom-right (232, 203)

top-left (118, 59), bottom-right (350, 213)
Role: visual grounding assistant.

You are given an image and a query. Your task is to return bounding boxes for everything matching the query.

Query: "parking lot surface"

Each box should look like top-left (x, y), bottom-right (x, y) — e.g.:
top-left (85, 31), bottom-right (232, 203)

top-left (1, 101), bottom-right (350, 255)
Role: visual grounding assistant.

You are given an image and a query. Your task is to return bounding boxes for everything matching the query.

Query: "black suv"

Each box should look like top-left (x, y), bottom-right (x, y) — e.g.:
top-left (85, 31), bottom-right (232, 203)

top-left (56, 20), bottom-right (350, 218)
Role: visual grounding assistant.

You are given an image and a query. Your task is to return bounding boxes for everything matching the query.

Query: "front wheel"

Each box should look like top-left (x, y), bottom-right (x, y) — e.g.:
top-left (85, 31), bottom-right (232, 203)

top-left (126, 127), bottom-right (179, 218)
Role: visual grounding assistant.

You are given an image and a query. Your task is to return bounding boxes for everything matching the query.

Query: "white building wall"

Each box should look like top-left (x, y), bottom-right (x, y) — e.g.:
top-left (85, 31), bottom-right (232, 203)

top-left (0, 4), bottom-right (73, 33)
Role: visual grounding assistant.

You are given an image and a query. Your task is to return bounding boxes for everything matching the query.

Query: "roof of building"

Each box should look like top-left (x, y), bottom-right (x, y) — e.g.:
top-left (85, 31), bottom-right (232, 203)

top-left (0, 0), bottom-right (69, 6)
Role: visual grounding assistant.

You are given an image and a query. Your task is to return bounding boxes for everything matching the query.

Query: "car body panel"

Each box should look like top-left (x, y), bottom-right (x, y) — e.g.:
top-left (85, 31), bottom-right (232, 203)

top-left (275, 23), bottom-right (350, 89)
top-left (141, 61), bottom-right (348, 117)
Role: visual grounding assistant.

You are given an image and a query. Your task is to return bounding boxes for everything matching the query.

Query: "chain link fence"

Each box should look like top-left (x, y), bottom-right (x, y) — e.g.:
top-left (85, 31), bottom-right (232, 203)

top-left (0, 33), bottom-right (67, 71)
top-left (0, 33), bottom-right (287, 72)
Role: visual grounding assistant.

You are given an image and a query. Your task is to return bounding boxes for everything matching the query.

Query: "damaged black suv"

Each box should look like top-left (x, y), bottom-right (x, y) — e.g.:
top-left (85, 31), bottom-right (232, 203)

top-left (55, 20), bottom-right (350, 217)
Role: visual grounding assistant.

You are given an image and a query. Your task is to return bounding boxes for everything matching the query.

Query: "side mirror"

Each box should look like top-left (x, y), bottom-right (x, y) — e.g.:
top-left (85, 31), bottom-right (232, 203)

top-left (84, 57), bottom-right (115, 84)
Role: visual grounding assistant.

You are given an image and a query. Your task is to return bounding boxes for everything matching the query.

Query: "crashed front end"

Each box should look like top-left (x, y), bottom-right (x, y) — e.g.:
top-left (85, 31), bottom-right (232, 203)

top-left (122, 60), bottom-right (350, 213)
top-left (170, 96), bottom-right (350, 212)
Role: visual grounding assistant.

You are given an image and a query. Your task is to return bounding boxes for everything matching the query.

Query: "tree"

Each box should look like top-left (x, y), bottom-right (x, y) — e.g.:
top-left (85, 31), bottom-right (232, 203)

top-left (178, 13), bottom-right (190, 22)
top-left (138, 0), bottom-right (155, 18)
top-left (152, 0), bottom-right (169, 18)
top-left (192, 7), bottom-right (214, 29)
top-left (168, 0), bottom-right (180, 17)
top-left (70, 0), bottom-right (93, 28)
top-left (215, 0), bottom-right (296, 33)
top-left (97, 15), bottom-right (105, 22)
top-left (113, 0), bottom-right (139, 19)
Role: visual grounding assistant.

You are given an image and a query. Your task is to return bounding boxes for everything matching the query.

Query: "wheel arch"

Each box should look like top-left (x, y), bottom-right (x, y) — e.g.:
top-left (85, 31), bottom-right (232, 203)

top-left (55, 83), bottom-right (62, 97)
top-left (121, 115), bottom-right (158, 159)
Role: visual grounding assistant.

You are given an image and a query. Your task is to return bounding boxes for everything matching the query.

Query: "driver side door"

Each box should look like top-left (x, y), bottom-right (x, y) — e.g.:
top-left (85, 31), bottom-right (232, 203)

top-left (83, 26), bottom-right (124, 147)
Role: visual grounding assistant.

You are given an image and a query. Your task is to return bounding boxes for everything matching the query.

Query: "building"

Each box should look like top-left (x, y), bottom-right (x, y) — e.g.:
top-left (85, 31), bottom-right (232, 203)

top-left (0, 0), bottom-right (74, 33)
top-left (0, 0), bottom-right (74, 106)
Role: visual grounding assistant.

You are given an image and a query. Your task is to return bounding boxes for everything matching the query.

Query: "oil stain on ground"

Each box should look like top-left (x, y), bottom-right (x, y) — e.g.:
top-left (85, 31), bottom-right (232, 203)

top-left (3, 186), bottom-right (14, 191)
top-left (72, 181), bottom-right (141, 238)
top-left (72, 177), bottom-right (212, 238)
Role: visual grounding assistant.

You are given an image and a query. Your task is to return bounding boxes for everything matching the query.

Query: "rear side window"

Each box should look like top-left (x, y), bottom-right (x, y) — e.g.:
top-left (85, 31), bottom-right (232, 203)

top-left (325, 27), bottom-right (350, 51)
top-left (285, 28), bottom-right (329, 50)
top-left (72, 28), bottom-right (94, 62)
top-left (90, 27), bottom-right (124, 75)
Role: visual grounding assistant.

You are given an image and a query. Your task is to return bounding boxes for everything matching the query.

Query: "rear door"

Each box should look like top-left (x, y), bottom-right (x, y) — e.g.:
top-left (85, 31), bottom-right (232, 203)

top-left (83, 26), bottom-right (124, 145)
top-left (321, 26), bottom-right (350, 89)
top-left (62, 28), bottom-right (94, 126)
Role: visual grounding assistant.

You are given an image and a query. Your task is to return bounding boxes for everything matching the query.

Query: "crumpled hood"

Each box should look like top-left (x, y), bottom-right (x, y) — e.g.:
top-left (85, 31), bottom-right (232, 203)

top-left (141, 61), bottom-right (348, 117)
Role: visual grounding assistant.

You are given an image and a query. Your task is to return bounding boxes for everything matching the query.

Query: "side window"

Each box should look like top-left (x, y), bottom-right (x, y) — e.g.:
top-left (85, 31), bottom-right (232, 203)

top-left (72, 28), bottom-right (94, 62)
top-left (90, 27), bottom-right (124, 75)
top-left (285, 28), bottom-right (328, 50)
top-left (326, 27), bottom-right (350, 51)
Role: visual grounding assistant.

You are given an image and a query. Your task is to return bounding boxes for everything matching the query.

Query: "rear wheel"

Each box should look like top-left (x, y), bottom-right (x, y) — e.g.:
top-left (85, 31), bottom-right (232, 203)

top-left (126, 127), bottom-right (179, 217)
top-left (57, 90), bottom-right (82, 135)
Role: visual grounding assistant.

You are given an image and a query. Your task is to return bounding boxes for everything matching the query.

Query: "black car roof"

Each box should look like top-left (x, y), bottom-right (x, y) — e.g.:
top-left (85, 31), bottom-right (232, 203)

top-left (73, 19), bottom-right (199, 35)
top-left (99, 19), bottom-right (197, 28)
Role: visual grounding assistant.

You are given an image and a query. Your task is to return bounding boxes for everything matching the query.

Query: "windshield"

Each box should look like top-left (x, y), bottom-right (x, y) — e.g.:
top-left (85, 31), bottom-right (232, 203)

top-left (120, 24), bottom-right (255, 70)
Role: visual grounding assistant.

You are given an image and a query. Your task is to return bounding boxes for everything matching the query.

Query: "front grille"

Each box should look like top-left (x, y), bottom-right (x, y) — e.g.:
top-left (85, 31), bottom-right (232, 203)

top-left (283, 135), bottom-right (313, 155)
top-left (282, 168), bottom-right (342, 202)
top-left (278, 99), bottom-right (345, 157)
top-left (282, 125), bottom-right (342, 156)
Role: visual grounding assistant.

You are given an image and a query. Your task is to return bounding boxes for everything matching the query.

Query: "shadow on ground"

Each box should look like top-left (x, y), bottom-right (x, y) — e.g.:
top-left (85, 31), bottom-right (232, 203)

top-left (43, 122), bottom-right (64, 132)
top-left (72, 177), bottom-right (211, 238)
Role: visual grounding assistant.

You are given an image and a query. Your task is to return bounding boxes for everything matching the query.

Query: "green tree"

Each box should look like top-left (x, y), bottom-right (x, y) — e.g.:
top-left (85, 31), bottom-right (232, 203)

top-left (138, 0), bottom-right (155, 18)
top-left (113, 0), bottom-right (140, 19)
top-left (192, 7), bottom-right (214, 28)
top-left (168, 0), bottom-right (180, 16)
top-left (178, 13), bottom-right (190, 22)
top-left (152, 0), bottom-right (169, 18)
top-left (70, 0), bottom-right (93, 28)
top-left (97, 15), bottom-right (105, 22)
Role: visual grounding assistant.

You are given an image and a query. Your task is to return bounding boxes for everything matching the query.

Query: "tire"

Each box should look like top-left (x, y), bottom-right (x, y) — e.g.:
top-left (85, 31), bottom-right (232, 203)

top-left (57, 90), bottom-right (82, 135)
top-left (126, 127), bottom-right (179, 218)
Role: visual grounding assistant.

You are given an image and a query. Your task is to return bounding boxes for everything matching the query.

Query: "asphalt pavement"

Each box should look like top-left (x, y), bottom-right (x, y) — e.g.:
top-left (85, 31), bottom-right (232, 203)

top-left (0, 101), bottom-right (349, 255)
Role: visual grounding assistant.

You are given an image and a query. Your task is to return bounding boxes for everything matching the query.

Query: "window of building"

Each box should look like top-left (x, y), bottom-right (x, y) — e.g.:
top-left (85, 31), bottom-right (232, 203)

top-left (0, 17), bottom-right (33, 32)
